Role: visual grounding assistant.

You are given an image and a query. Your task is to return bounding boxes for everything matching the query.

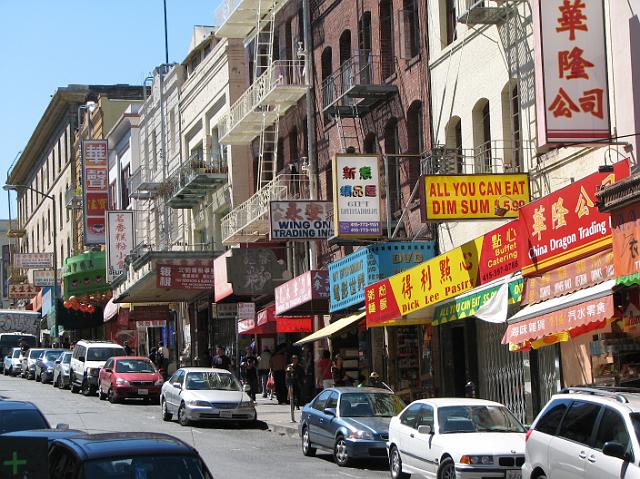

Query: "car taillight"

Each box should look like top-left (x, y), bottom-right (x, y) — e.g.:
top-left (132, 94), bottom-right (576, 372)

top-left (525, 429), bottom-right (533, 442)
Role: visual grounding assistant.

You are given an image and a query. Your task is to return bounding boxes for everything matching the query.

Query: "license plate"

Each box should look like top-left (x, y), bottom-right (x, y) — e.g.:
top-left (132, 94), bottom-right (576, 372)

top-left (220, 410), bottom-right (232, 418)
top-left (506, 471), bottom-right (521, 479)
top-left (138, 389), bottom-right (148, 395)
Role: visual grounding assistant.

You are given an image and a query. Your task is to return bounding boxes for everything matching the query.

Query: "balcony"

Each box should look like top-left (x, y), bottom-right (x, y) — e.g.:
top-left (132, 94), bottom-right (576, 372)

top-left (222, 173), bottom-right (310, 244)
top-left (218, 60), bottom-right (307, 145)
top-left (421, 140), bottom-right (533, 175)
top-left (322, 51), bottom-right (398, 118)
top-left (457, 0), bottom-right (510, 25)
top-left (128, 167), bottom-right (162, 199)
top-left (65, 185), bottom-right (82, 209)
top-left (214, 0), bottom-right (288, 39)
top-left (166, 153), bottom-right (228, 209)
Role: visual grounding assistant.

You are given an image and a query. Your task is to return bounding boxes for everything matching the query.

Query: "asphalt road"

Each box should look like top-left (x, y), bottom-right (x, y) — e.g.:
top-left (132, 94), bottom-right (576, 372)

top-left (0, 374), bottom-right (389, 478)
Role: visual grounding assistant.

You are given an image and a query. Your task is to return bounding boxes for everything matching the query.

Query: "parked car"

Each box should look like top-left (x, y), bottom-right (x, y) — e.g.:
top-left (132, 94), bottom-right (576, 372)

top-left (48, 432), bottom-right (214, 478)
top-left (388, 398), bottom-right (527, 479)
top-left (2, 428), bottom-right (84, 446)
top-left (160, 367), bottom-right (256, 426)
top-left (21, 348), bottom-right (45, 379)
top-left (69, 340), bottom-right (125, 395)
top-left (52, 351), bottom-right (72, 389)
top-left (0, 400), bottom-right (51, 434)
top-left (523, 387), bottom-right (640, 479)
top-left (299, 387), bottom-right (405, 467)
top-left (98, 356), bottom-right (163, 404)
top-left (3, 347), bottom-right (24, 376)
top-left (0, 332), bottom-right (36, 373)
top-left (35, 349), bottom-right (67, 383)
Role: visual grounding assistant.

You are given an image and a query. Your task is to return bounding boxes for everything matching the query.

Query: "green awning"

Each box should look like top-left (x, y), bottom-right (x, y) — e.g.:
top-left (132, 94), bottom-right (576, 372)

top-left (617, 272), bottom-right (640, 287)
top-left (62, 251), bottom-right (109, 299)
top-left (433, 278), bottom-right (523, 326)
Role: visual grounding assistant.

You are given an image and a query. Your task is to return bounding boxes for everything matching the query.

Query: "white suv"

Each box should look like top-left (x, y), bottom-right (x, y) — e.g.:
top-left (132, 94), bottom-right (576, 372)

top-left (69, 340), bottom-right (125, 396)
top-left (524, 387), bottom-right (640, 479)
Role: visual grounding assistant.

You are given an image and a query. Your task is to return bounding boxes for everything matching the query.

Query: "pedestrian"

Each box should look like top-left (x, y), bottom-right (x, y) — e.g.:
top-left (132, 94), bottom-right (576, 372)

top-left (317, 349), bottom-right (333, 390)
top-left (270, 344), bottom-right (288, 404)
top-left (257, 346), bottom-right (272, 397)
top-left (303, 346), bottom-right (315, 403)
top-left (331, 354), bottom-right (351, 387)
top-left (245, 354), bottom-right (259, 402)
top-left (286, 355), bottom-right (305, 410)
top-left (211, 346), bottom-right (231, 370)
top-left (124, 341), bottom-right (133, 356)
top-left (148, 347), bottom-right (158, 367)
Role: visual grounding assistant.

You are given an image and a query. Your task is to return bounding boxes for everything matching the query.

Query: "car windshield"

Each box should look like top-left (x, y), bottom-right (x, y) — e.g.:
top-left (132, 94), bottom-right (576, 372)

top-left (28, 349), bottom-right (44, 359)
top-left (45, 351), bottom-right (63, 361)
top-left (0, 335), bottom-right (36, 348)
top-left (83, 455), bottom-right (208, 479)
top-left (87, 347), bottom-right (124, 361)
top-left (185, 372), bottom-right (241, 391)
top-left (62, 353), bottom-right (72, 364)
top-left (0, 409), bottom-right (49, 434)
top-left (438, 405), bottom-right (526, 434)
top-left (339, 393), bottom-right (405, 417)
top-left (116, 359), bottom-right (156, 373)
top-left (630, 413), bottom-right (640, 444)
top-left (12, 350), bottom-right (21, 358)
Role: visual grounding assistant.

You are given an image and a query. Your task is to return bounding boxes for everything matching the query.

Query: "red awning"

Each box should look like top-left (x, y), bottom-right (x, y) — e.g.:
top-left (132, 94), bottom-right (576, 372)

top-left (502, 294), bottom-right (616, 345)
top-left (240, 305), bottom-right (313, 335)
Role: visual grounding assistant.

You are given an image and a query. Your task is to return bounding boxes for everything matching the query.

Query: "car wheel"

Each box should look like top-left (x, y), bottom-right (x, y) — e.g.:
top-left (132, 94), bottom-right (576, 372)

top-left (162, 399), bottom-right (173, 421)
top-left (438, 457), bottom-right (456, 479)
top-left (390, 445), bottom-right (410, 479)
top-left (178, 403), bottom-right (191, 426)
top-left (35, 371), bottom-right (41, 382)
top-left (108, 387), bottom-right (119, 404)
top-left (535, 474), bottom-right (547, 479)
top-left (301, 427), bottom-right (316, 457)
top-left (333, 435), bottom-right (350, 467)
top-left (5, 367), bottom-right (11, 376)
top-left (98, 385), bottom-right (107, 400)
top-left (70, 372), bottom-right (80, 393)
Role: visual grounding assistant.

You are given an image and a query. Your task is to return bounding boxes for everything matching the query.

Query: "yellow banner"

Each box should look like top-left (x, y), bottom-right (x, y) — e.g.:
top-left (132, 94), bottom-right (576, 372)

top-left (421, 174), bottom-right (530, 220)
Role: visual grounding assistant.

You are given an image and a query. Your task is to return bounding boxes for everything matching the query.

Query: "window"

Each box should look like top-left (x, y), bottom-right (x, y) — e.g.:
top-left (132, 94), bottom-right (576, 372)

top-left (325, 392), bottom-right (339, 410)
top-left (535, 400), bottom-right (570, 435)
top-left (502, 82), bottom-right (521, 171)
top-left (59, 192), bottom-right (63, 225)
top-left (312, 390), bottom-right (332, 411)
top-left (321, 47), bottom-right (333, 117)
top-left (417, 405), bottom-right (434, 429)
top-left (406, 101), bottom-right (424, 186)
top-left (121, 166), bottom-right (130, 209)
top-left (379, 0), bottom-right (395, 78)
top-left (594, 408), bottom-right (630, 451)
top-left (203, 40), bottom-right (212, 57)
top-left (286, 19), bottom-right (294, 60)
top-left (109, 182), bottom-right (117, 210)
top-left (558, 401), bottom-right (601, 445)
top-left (104, 359), bottom-right (114, 370)
top-left (358, 12), bottom-right (372, 51)
top-left (444, 0), bottom-right (457, 46)
top-left (384, 119), bottom-right (401, 213)
top-left (401, 0), bottom-right (420, 58)
top-left (445, 116), bottom-right (463, 173)
top-left (289, 128), bottom-right (299, 164)
top-left (472, 99), bottom-right (491, 173)
top-left (400, 403), bottom-right (422, 428)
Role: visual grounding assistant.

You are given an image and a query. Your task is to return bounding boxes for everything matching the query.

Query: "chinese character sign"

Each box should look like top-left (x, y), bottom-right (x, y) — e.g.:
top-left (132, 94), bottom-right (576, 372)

top-left (333, 155), bottom-right (382, 237)
top-left (519, 160), bottom-right (629, 276)
top-left (106, 211), bottom-right (134, 282)
top-left (269, 201), bottom-right (333, 240)
top-left (611, 203), bottom-right (640, 277)
top-left (156, 263), bottom-right (215, 290)
top-left (82, 140), bottom-right (109, 244)
top-left (12, 253), bottom-right (53, 269)
top-left (534, 0), bottom-right (610, 145)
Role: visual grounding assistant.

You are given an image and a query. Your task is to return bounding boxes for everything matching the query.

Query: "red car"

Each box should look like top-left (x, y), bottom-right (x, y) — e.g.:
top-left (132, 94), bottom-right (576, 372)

top-left (98, 356), bottom-right (163, 404)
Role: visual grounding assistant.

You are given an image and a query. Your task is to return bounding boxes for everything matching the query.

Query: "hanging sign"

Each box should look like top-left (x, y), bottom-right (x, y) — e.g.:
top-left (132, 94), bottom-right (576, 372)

top-left (32, 270), bottom-right (55, 287)
top-left (106, 211), bottom-right (134, 281)
top-left (82, 140), bottom-right (109, 245)
top-left (8, 284), bottom-right (38, 299)
top-left (269, 201), bottom-right (333, 240)
top-left (156, 264), bottom-right (215, 290)
top-left (13, 253), bottom-right (53, 269)
top-left (611, 203), bottom-right (640, 277)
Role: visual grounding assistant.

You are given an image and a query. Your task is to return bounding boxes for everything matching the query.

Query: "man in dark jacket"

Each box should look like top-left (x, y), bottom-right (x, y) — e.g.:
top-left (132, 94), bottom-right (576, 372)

top-left (286, 355), bottom-right (306, 410)
top-left (211, 346), bottom-right (231, 370)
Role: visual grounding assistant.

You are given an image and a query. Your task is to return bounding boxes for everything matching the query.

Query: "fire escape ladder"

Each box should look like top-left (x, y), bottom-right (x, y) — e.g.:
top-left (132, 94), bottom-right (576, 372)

top-left (335, 108), bottom-right (361, 153)
top-left (257, 118), bottom-right (280, 190)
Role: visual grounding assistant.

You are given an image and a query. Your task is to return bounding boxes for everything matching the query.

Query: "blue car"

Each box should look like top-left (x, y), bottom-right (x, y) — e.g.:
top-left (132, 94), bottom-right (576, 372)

top-left (299, 387), bottom-right (405, 467)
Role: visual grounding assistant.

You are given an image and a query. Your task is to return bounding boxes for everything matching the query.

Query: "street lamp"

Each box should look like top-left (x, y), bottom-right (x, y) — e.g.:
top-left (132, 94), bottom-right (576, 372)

top-left (3, 184), bottom-right (59, 334)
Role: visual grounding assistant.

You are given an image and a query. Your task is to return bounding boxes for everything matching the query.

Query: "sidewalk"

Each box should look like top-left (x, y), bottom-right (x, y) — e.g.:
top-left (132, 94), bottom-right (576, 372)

top-left (255, 396), bottom-right (302, 437)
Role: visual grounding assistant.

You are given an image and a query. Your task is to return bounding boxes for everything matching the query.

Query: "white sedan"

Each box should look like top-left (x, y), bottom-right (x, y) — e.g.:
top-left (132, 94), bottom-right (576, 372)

top-left (160, 367), bottom-right (257, 426)
top-left (388, 398), bottom-right (526, 479)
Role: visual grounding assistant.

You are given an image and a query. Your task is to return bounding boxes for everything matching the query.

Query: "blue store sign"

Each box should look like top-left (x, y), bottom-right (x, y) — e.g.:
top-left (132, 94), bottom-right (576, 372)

top-left (329, 241), bottom-right (436, 312)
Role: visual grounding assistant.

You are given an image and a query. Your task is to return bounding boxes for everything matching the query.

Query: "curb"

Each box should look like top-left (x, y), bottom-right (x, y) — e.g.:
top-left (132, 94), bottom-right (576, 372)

top-left (265, 421), bottom-right (299, 437)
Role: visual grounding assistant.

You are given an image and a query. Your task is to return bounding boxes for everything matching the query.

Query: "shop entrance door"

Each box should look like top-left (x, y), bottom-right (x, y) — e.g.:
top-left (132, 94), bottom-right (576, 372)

top-left (439, 319), bottom-right (478, 397)
top-left (451, 327), bottom-right (467, 397)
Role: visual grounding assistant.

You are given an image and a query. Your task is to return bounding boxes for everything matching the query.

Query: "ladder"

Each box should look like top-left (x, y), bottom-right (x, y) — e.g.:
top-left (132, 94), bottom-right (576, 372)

top-left (335, 107), bottom-right (361, 153)
top-left (253, 0), bottom-right (275, 79)
top-left (257, 116), bottom-right (279, 189)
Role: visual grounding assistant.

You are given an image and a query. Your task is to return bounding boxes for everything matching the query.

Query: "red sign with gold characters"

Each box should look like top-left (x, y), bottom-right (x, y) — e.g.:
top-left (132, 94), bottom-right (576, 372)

top-left (8, 284), bottom-right (38, 299)
top-left (519, 160), bottom-right (630, 276)
top-left (534, 0), bottom-right (611, 145)
top-left (156, 264), bottom-right (214, 290)
top-left (82, 140), bottom-right (109, 245)
top-left (365, 220), bottom-right (521, 327)
top-left (611, 203), bottom-right (640, 277)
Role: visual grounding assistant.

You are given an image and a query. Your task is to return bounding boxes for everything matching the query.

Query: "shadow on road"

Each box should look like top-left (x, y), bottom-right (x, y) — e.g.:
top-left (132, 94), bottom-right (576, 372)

top-left (309, 453), bottom-right (389, 471)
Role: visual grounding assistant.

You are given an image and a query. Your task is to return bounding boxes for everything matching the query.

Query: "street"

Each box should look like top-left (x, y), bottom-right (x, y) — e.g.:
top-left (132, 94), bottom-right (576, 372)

top-left (0, 375), bottom-right (389, 478)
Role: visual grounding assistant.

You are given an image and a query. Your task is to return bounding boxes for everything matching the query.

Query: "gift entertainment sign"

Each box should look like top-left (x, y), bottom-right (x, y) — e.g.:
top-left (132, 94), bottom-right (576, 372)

top-left (420, 174), bottom-right (530, 220)
top-left (269, 201), bottom-right (333, 240)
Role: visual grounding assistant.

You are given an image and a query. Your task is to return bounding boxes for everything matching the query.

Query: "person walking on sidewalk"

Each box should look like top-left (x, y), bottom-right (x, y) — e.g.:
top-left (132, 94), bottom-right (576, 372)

top-left (244, 353), bottom-right (259, 402)
top-left (331, 354), bottom-right (351, 387)
top-left (257, 346), bottom-right (272, 397)
top-left (212, 346), bottom-right (231, 371)
top-left (270, 345), bottom-right (287, 404)
top-left (286, 355), bottom-right (305, 410)
top-left (317, 349), bottom-right (333, 390)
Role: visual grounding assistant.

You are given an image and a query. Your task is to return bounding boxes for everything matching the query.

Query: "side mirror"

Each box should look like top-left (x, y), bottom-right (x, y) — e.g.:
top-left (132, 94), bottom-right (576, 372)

top-left (173, 382), bottom-right (182, 390)
top-left (417, 425), bottom-right (433, 435)
top-left (55, 423), bottom-right (69, 430)
top-left (603, 441), bottom-right (629, 461)
top-left (78, 356), bottom-right (85, 362)
top-left (103, 368), bottom-right (112, 373)
top-left (323, 407), bottom-right (337, 417)
top-left (243, 383), bottom-right (251, 393)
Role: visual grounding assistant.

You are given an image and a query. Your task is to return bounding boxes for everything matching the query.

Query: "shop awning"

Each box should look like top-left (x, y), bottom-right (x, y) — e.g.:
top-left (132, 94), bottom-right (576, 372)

top-left (104, 298), bottom-right (120, 322)
top-left (294, 311), bottom-right (365, 346)
top-left (618, 272), bottom-right (640, 287)
top-left (502, 279), bottom-right (617, 345)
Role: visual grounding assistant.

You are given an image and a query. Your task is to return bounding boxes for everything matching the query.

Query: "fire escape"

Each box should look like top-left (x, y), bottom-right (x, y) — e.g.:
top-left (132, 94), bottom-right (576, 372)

top-left (215, 0), bottom-right (309, 244)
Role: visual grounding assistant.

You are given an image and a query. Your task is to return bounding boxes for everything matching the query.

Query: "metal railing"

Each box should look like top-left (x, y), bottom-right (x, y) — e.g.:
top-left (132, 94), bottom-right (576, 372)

top-left (65, 185), bottom-right (82, 208)
top-left (166, 151), bottom-right (228, 195)
top-left (128, 167), bottom-right (142, 195)
top-left (322, 51), bottom-right (388, 111)
top-left (213, 0), bottom-right (244, 28)
top-left (456, 0), bottom-right (510, 23)
top-left (221, 173), bottom-right (310, 242)
top-left (218, 60), bottom-right (306, 140)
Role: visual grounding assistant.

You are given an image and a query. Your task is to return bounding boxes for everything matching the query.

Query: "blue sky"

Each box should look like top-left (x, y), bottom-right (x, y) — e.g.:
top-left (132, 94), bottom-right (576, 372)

top-left (0, 0), bottom-right (220, 219)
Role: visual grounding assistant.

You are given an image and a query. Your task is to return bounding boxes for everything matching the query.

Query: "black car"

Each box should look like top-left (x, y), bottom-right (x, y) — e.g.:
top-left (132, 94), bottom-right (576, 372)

top-left (2, 428), bottom-right (84, 446)
top-left (0, 400), bottom-right (51, 434)
top-left (48, 432), bottom-right (214, 478)
top-left (35, 349), bottom-right (67, 383)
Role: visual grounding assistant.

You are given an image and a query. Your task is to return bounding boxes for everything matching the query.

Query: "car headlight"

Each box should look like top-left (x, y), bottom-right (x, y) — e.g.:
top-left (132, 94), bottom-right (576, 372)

top-left (116, 378), bottom-right (130, 385)
top-left (460, 455), bottom-right (494, 465)
top-left (187, 400), bottom-right (211, 407)
top-left (154, 379), bottom-right (164, 386)
top-left (348, 430), bottom-right (375, 440)
top-left (239, 401), bottom-right (254, 408)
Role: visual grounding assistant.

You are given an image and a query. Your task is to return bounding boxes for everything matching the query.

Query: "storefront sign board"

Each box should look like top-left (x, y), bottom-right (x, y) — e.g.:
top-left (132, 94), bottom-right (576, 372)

top-left (269, 201), bottom-right (333, 240)
top-left (156, 264), bottom-right (214, 290)
top-left (333, 155), bottom-right (382, 237)
top-left (611, 203), bottom-right (640, 277)
top-left (32, 270), bottom-right (55, 287)
top-left (13, 253), bottom-right (53, 269)
top-left (420, 174), bottom-right (530, 220)
top-left (82, 140), bottom-right (109, 245)
top-left (519, 160), bottom-right (629, 276)
top-left (237, 302), bottom-right (255, 321)
top-left (275, 270), bottom-right (330, 316)
top-left (534, 0), bottom-right (611, 146)
top-left (106, 211), bottom-right (134, 281)
top-left (9, 283), bottom-right (38, 299)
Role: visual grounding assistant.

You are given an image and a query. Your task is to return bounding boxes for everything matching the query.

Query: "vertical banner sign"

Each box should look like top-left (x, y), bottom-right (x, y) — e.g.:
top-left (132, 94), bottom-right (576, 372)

top-left (534, 0), bottom-right (610, 145)
top-left (82, 140), bottom-right (109, 245)
top-left (333, 155), bottom-right (382, 237)
top-left (106, 211), bottom-right (134, 282)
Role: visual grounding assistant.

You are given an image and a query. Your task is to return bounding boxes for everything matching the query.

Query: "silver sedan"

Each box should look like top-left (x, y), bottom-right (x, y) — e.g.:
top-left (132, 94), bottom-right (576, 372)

top-left (52, 351), bottom-right (73, 389)
top-left (160, 367), bottom-right (257, 427)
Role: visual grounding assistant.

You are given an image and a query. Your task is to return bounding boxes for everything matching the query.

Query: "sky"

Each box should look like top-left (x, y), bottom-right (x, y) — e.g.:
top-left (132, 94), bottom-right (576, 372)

top-left (0, 0), bottom-right (221, 220)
